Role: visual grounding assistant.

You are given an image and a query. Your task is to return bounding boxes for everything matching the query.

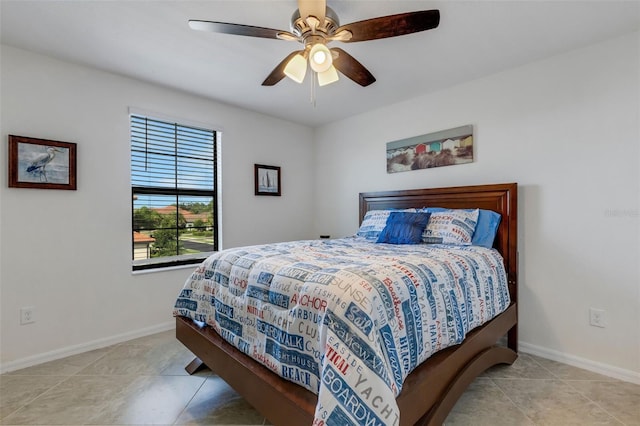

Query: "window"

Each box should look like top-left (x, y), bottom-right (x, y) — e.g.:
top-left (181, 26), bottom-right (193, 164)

top-left (131, 114), bottom-right (218, 270)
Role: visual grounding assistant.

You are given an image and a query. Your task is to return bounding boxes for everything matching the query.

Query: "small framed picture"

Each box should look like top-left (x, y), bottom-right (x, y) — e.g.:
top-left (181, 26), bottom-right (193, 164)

top-left (8, 135), bottom-right (77, 190)
top-left (254, 164), bottom-right (281, 196)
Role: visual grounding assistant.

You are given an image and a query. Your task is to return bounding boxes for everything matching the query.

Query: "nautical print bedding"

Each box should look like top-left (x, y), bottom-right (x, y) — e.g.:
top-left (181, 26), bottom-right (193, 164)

top-left (173, 237), bottom-right (510, 426)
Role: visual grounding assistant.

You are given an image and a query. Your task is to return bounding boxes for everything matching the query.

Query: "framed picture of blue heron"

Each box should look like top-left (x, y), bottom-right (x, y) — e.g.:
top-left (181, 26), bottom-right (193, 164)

top-left (8, 135), bottom-right (77, 190)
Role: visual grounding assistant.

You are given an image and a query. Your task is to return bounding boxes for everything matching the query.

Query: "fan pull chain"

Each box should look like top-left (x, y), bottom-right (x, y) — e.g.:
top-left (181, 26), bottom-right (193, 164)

top-left (310, 71), bottom-right (317, 107)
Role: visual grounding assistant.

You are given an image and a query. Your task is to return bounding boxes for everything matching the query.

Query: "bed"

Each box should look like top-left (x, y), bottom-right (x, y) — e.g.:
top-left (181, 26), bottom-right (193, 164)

top-left (175, 182), bottom-right (518, 426)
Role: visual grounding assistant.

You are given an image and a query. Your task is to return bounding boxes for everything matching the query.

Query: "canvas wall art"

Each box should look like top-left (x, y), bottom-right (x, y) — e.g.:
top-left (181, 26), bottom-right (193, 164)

top-left (386, 125), bottom-right (473, 173)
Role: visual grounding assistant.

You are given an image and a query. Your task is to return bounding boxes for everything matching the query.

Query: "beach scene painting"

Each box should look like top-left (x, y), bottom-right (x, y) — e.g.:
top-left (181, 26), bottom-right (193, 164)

top-left (386, 125), bottom-right (473, 173)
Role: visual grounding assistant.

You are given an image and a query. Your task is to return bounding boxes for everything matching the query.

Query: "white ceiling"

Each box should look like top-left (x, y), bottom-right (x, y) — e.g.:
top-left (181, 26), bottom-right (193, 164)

top-left (1, 1), bottom-right (639, 127)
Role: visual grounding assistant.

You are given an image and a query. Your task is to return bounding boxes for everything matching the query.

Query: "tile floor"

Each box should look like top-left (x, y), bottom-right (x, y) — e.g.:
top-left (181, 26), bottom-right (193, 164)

top-left (1, 330), bottom-right (638, 425)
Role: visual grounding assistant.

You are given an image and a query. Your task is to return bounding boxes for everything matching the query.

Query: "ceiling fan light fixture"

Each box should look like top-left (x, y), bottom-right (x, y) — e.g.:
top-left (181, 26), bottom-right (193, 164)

top-left (284, 53), bottom-right (307, 83)
top-left (309, 43), bottom-right (332, 73)
top-left (317, 65), bottom-right (339, 86)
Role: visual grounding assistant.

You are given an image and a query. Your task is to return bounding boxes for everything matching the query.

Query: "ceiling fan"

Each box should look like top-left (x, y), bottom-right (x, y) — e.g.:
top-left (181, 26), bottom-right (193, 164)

top-left (189, 0), bottom-right (440, 88)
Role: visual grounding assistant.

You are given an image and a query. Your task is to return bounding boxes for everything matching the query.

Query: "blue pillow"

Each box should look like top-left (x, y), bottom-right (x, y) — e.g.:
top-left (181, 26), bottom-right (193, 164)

top-left (376, 212), bottom-right (431, 244)
top-left (357, 208), bottom-right (417, 241)
top-left (422, 207), bottom-right (501, 248)
top-left (472, 210), bottom-right (501, 248)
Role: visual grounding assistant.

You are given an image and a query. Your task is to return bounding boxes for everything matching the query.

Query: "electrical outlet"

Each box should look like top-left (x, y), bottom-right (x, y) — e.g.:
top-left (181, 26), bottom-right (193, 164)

top-left (589, 307), bottom-right (605, 328)
top-left (20, 306), bottom-right (35, 325)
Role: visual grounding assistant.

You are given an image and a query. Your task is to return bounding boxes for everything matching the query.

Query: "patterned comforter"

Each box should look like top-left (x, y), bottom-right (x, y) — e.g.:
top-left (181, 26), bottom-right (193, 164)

top-left (173, 237), bottom-right (510, 426)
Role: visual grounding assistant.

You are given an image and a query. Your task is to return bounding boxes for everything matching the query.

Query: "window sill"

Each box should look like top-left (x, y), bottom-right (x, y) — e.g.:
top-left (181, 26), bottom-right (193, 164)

top-left (131, 262), bottom-right (205, 275)
top-left (132, 252), bottom-right (214, 274)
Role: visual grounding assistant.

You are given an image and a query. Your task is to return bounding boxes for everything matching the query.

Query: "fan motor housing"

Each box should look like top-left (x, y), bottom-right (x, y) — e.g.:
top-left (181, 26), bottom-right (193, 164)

top-left (290, 6), bottom-right (340, 38)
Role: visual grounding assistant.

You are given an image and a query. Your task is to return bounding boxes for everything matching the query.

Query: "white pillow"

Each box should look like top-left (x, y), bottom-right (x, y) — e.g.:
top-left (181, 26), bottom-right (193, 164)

top-left (422, 209), bottom-right (479, 245)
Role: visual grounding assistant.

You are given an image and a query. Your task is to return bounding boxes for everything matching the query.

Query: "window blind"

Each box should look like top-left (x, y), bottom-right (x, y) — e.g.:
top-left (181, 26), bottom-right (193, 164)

top-left (131, 115), bottom-right (215, 192)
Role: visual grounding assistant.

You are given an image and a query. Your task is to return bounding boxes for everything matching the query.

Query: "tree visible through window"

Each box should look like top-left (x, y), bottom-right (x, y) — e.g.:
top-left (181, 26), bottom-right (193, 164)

top-left (131, 114), bottom-right (218, 270)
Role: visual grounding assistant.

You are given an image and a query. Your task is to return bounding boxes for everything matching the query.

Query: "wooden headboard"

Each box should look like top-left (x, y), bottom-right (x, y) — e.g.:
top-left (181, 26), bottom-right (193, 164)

top-left (359, 183), bottom-right (518, 303)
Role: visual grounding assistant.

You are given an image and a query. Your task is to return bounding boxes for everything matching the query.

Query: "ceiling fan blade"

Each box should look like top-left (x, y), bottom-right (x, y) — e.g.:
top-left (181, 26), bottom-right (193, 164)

top-left (262, 50), bottom-right (304, 86)
top-left (334, 10), bottom-right (439, 43)
top-left (298, 0), bottom-right (325, 25)
top-left (331, 48), bottom-right (376, 87)
top-left (189, 20), bottom-right (296, 40)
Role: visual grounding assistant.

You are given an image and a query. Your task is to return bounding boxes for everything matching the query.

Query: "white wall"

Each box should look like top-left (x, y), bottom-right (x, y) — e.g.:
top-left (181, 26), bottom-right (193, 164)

top-left (0, 45), bottom-right (314, 370)
top-left (313, 32), bottom-right (640, 381)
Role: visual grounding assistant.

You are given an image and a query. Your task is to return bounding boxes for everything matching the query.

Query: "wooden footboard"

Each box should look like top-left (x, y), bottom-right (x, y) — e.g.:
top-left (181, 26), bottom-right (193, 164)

top-left (176, 303), bottom-right (516, 426)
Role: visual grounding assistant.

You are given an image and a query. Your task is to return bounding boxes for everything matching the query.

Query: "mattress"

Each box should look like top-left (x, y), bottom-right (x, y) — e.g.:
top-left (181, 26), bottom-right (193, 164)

top-left (173, 237), bottom-right (510, 425)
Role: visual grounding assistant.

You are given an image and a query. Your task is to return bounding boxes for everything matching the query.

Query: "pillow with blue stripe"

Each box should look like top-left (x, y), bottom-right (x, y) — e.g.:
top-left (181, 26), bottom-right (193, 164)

top-left (376, 211), bottom-right (431, 244)
top-left (422, 207), bottom-right (500, 247)
top-left (422, 208), bottom-right (479, 245)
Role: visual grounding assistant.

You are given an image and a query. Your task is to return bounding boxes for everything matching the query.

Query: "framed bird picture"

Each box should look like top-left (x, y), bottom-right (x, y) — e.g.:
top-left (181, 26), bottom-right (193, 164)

top-left (8, 135), bottom-right (77, 190)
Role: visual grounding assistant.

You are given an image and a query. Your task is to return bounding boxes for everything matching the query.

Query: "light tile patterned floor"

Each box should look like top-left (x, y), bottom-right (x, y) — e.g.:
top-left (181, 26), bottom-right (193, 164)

top-left (1, 330), bottom-right (638, 425)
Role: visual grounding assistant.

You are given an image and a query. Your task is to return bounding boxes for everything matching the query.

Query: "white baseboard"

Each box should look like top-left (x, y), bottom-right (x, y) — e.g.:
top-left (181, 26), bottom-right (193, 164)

top-left (519, 341), bottom-right (640, 385)
top-left (3, 326), bottom-right (639, 386)
top-left (0, 321), bottom-right (175, 374)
